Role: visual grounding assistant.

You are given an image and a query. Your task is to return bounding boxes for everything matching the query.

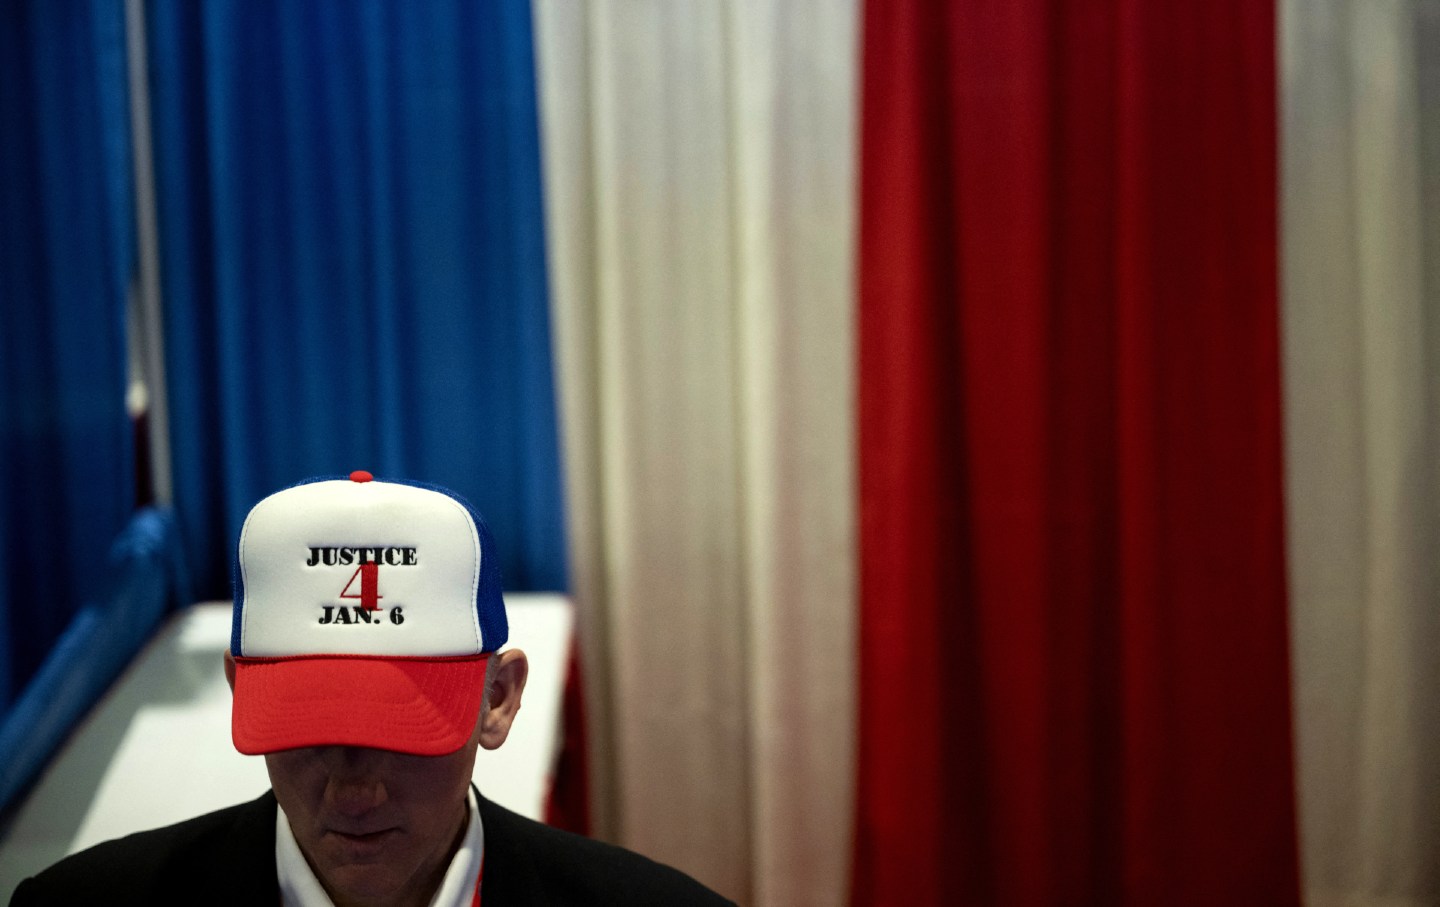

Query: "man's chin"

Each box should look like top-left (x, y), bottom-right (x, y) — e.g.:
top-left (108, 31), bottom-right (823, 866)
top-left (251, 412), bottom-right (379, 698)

top-left (309, 836), bottom-right (423, 903)
top-left (318, 860), bottom-right (416, 906)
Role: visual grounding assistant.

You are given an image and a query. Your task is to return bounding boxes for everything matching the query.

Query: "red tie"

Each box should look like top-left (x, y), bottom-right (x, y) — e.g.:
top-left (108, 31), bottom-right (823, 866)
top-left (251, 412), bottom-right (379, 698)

top-left (470, 853), bottom-right (484, 906)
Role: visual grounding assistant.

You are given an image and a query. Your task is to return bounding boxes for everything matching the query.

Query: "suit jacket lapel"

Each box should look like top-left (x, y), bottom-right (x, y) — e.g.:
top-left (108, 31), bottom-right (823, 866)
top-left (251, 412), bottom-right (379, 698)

top-left (219, 790), bottom-right (283, 905)
top-left (476, 792), bottom-right (546, 903)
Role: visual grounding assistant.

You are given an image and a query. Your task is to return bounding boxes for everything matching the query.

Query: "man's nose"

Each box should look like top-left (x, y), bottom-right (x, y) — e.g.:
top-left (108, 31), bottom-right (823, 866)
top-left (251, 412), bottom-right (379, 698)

top-left (322, 747), bottom-right (390, 815)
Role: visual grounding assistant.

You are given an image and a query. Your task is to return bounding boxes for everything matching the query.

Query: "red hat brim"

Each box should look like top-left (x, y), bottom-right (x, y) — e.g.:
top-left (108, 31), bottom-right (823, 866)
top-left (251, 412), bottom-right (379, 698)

top-left (230, 654), bottom-right (490, 756)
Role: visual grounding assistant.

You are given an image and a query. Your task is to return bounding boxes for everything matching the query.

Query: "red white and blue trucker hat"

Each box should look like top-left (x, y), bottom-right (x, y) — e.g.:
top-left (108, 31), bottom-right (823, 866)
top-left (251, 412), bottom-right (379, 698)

top-left (229, 471), bottom-right (508, 756)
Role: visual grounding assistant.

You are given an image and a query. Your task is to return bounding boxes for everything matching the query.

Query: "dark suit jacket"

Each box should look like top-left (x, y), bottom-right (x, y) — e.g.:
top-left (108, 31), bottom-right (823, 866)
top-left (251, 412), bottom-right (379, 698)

top-left (11, 790), bottom-right (734, 906)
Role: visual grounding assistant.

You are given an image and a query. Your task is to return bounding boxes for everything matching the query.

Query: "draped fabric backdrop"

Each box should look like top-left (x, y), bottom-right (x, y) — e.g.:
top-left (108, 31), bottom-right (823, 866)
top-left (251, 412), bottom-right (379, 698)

top-left (533, 2), bottom-right (858, 903)
top-left (853, 1), bottom-right (1299, 904)
top-left (0, 0), bottom-right (135, 712)
top-left (1282, 1), bottom-right (1440, 903)
top-left (4, 2), bottom-right (1440, 905)
top-left (144, 0), bottom-right (567, 599)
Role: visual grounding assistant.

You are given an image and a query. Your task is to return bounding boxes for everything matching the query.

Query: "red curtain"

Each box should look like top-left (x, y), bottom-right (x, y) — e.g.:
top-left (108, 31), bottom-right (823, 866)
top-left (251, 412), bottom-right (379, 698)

top-left (854, 2), bottom-right (1299, 904)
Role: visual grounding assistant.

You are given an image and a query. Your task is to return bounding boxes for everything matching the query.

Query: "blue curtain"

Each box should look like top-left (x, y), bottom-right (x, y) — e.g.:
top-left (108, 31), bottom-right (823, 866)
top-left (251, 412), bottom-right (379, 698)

top-left (0, 0), bottom-right (136, 715)
top-left (147, 0), bottom-right (568, 598)
top-left (0, 508), bottom-right (183, 814)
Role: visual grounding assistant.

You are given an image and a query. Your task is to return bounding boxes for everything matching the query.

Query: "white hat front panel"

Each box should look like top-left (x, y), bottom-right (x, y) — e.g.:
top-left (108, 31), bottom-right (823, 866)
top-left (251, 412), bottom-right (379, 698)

top-left (237, 480), bottom-right (485, 657)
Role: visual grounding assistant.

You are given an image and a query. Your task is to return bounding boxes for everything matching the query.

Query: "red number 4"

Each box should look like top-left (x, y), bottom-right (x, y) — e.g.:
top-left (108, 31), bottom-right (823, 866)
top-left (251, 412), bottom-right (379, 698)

top-left (340, 564), bottom-right (382, 611)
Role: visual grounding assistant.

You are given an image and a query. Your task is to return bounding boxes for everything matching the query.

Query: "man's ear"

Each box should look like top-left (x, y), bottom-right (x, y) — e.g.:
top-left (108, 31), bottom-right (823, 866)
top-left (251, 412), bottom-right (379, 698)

top-left (479, 649), bottom-right (528, 751)
top-left (223, 650), bottom-right (236, 693)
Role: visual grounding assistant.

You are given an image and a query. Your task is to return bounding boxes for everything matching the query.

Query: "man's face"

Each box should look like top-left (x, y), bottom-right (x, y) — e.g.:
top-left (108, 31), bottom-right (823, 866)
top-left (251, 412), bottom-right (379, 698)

top-left (264, 725), bottom-right (480, 907)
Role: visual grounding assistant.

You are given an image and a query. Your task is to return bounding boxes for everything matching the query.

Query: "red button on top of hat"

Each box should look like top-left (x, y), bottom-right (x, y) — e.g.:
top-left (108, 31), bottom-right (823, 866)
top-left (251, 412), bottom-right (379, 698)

top-left (350, 470), bottom-right (374, 483)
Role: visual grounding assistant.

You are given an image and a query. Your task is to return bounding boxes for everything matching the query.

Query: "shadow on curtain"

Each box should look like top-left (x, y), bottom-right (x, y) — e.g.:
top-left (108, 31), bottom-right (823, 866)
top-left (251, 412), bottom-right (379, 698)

top-left (145, 0), bottom-right (567, 599)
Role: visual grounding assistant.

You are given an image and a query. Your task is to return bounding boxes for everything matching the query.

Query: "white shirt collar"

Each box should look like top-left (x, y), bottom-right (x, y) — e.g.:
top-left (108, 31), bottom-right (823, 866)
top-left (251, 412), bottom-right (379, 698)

top-left (276, 786), bottom-right (484, 907)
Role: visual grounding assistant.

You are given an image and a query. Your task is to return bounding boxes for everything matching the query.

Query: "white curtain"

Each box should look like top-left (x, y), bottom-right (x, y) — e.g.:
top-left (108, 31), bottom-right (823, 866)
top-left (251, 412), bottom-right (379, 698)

top-left (1282, 1), bottom-right (1440, 904)
top-left (530, 2), bottom-right (1440, 904)
top-left (532, 2), bottom-right (859, 903)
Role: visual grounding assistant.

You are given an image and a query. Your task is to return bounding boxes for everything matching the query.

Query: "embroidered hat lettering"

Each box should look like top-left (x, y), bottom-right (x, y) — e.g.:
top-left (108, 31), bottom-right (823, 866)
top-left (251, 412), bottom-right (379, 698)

top-left (305, 546), bottom-right (418, 567)
top-left (318, 604), bottom-right (404, 625)
top-left (313, 557), bottom-right (411, 627)
top-left (342, 562), bottom-right (383, 610)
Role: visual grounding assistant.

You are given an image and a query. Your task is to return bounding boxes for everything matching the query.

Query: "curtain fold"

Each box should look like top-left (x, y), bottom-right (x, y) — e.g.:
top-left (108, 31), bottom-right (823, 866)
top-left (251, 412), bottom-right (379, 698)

top-left (1282, 1), bottom-right (1440, 903)
top-left (145, 0), bottom-right (566, 599)
top-left (15, 3), bottom-right (1432, 904)
top-left (855, 1), bottom-right (1298, 904)
top-left (534, 2), bottom-right (858, 903)
top-left (0, 0), bottom-right (135, 713)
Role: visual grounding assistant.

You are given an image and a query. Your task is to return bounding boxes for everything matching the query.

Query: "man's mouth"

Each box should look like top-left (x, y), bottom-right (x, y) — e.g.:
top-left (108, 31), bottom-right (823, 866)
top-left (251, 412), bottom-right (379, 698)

top-left (328, 827), bottom-right (399, 851)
